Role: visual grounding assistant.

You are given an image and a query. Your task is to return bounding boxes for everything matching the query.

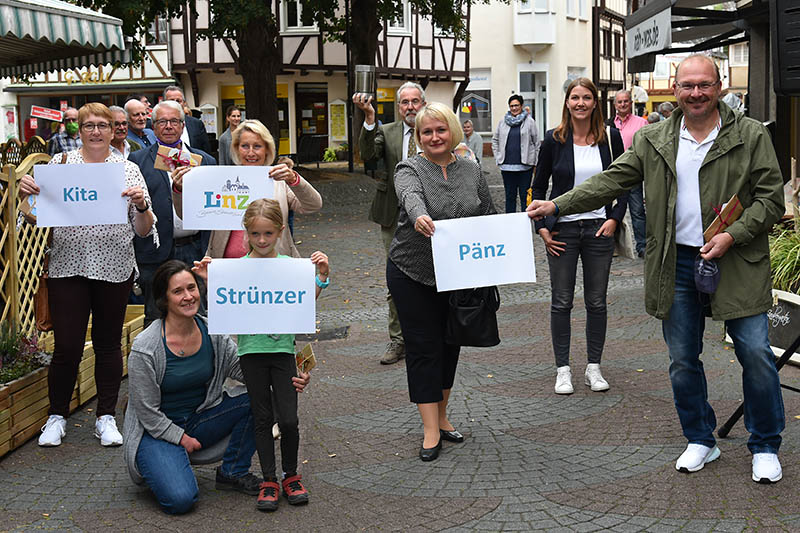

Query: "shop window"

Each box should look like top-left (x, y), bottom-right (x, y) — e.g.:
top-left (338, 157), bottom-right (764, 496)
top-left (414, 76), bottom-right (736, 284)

top-left (282, 0), bottom-right (318, 33)
top-left (459, 91), bottom-right (492, 133)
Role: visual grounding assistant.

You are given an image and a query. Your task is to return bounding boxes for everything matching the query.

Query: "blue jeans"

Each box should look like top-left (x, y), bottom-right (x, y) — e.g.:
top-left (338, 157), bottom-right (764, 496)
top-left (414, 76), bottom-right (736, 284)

top-left (546, 219), bottom-right (615, 367)
top-left (662, 246), bottom-right (784, 454)
top-left (628, 184), bottom-right (646, 254)
top-left (500, 169), bottom-right (533, 213)
top-left (135, 393), bottom-right (256, 514)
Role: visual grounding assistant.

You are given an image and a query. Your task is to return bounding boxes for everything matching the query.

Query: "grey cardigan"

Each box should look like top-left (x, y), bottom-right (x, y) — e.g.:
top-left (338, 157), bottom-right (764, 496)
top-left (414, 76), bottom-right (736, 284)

top-left (491, 114), bottom-right (540, 167)
top-left (122, 317), bottom-right (242, 485)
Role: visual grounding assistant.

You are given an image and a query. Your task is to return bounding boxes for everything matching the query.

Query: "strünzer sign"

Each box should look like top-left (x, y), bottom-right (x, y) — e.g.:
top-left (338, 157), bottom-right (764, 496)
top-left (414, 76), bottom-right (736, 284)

top-left (626, 5), bottom-right (671, 59)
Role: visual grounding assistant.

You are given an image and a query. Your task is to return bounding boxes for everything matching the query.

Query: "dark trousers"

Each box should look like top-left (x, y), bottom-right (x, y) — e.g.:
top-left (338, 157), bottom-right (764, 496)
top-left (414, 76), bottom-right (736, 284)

top-left (47, 273), bottom-right (134, 417)
top-left (238, 353), bottom-right (300, 480)
top-left (546, 219), bottom-right (614, 367)
top-left (500, 169), bottom-right (533, 213)
top-left (386, 260), bottom-right (460, 404)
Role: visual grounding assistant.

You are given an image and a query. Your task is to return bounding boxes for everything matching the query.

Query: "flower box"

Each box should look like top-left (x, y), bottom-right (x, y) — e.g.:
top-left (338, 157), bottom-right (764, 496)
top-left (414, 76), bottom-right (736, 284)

top-left (0, 305), bottom-right (145, 458)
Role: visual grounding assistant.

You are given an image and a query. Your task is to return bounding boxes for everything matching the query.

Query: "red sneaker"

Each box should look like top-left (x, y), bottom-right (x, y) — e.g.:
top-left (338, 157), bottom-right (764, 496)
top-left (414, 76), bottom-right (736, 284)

top-left (282, 474), bottom-right (309, 505)
top-left (256, 480), bottom-right (280, 512)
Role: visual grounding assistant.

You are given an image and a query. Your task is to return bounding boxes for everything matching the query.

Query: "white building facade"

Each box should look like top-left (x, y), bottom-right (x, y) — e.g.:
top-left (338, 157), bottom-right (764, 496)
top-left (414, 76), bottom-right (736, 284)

top-left (462, 0), bottom-right (594, 138)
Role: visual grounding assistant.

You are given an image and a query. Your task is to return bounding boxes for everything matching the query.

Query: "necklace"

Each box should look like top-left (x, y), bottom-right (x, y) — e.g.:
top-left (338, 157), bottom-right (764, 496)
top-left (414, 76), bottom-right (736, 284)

top-left (164, 321), bottom-right (195, 356)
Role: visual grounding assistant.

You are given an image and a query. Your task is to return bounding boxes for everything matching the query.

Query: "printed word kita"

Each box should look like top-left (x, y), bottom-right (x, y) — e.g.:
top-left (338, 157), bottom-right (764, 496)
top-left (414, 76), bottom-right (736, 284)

top-left (215, 286), bottom-right (308, 305)
top-left (204, 192), bottom-right (249, 209)
top-left (63, 187), bottom-right (98, 202)
top-left (459, 242), bottom-right (506, 261)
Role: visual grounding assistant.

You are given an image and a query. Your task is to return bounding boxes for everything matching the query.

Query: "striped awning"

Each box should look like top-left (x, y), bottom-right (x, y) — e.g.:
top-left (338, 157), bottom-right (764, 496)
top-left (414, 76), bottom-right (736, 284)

top-left (0, 0), bottom-right (130, 78)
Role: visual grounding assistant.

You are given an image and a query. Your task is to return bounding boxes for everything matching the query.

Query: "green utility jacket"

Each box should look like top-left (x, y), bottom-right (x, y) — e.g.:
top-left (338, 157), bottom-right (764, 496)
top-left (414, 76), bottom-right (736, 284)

top-left (555, 102), bottom-right (784, 321)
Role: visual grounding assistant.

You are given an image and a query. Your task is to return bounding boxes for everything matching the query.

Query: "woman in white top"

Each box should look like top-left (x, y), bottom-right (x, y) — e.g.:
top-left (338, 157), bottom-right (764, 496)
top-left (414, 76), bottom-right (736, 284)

top-left (531, 78), bottom-right (628, 395)
top-left (19, 102), bottom-right (157, 448)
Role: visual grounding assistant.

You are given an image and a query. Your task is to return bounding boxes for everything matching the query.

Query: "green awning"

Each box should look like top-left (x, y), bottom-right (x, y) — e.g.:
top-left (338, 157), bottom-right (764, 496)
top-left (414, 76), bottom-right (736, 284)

top-left (0, 0), bottom-right (130, 78)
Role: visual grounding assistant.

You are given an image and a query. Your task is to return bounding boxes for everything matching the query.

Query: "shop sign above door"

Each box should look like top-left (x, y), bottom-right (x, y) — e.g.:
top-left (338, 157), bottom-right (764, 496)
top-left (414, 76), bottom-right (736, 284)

top-left (626, 3), bottom-right (672, 58)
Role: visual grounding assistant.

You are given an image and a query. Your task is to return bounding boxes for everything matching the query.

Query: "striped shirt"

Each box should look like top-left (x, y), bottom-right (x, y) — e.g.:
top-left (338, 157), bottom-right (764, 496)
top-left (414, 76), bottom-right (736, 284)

top-left (390, 155), bottom-right (496, 286)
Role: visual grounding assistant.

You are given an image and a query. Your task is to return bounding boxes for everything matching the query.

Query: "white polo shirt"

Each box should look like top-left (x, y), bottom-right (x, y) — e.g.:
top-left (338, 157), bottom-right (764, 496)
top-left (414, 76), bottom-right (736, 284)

top-left (674, 116), bottom-right (721, 247)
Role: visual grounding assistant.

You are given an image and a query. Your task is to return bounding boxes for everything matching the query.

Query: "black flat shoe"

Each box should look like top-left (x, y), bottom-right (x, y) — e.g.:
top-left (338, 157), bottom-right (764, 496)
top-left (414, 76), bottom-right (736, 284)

top-left (439, 429), bottom-right (464, 443)
top-left (419, 439), bottom-right (442, 462)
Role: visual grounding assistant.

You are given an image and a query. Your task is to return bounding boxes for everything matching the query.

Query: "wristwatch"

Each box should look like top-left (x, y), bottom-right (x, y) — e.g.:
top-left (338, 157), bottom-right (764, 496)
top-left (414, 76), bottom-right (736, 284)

top-left (135, 201), bottom-right (150, 213)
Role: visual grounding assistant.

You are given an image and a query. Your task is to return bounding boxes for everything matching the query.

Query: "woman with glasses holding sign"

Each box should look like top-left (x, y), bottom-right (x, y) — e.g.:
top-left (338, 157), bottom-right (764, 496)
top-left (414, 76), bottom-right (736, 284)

top-left (171, 119), bottom-right (321, 260)
top-left (387, 102), bottom-right (496, 462)
top-left (531, 78), bottom-right (627, 396)
top-left (18, 102), bottom-right (156, 448)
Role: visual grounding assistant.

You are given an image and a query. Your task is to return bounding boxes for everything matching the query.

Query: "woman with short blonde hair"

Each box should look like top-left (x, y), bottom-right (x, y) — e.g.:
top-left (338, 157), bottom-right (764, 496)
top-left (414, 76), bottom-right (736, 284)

top-left (171, 119), bottom-right (321, 259)
top-left (388, 102), bottom-right (496, 462)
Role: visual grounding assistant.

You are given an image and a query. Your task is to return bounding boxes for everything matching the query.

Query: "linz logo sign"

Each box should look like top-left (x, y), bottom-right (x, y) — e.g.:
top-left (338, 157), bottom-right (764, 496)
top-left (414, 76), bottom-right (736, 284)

top-left (30, 106), bottom-right (63, 122)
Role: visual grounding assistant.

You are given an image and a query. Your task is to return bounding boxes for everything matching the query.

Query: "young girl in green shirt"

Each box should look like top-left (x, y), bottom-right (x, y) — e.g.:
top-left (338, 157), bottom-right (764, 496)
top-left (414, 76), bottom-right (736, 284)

top-left (193, 198), bottom-right (329, 511)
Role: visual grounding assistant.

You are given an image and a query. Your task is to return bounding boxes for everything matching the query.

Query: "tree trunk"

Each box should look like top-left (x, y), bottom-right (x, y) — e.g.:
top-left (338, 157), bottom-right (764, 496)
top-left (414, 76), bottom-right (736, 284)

top-left (236, 17), bottom-right (281, 159)
top-left (350, 0), bottom-right (381, 161)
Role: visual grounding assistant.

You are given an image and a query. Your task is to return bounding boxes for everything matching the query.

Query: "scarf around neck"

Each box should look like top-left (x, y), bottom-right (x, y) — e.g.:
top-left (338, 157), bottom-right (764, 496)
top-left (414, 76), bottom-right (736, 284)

top-left (504, 110), bottom-right (528, 128)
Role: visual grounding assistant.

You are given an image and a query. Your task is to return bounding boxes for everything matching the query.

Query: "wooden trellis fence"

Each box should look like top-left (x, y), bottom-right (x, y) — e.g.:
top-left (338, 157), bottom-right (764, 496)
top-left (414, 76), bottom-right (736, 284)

top-left (0, 137), bottom-right (51, 335)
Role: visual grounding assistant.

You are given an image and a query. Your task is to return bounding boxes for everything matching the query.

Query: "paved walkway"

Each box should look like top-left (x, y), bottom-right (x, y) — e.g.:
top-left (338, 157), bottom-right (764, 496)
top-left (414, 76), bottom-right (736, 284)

top-left (2, 161), bottom-right (799, 532)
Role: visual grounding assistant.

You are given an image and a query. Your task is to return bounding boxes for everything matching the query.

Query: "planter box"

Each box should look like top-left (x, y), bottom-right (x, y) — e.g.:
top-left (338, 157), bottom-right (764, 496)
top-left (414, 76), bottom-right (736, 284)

top-left (0, 304), bottom-right (145, 458)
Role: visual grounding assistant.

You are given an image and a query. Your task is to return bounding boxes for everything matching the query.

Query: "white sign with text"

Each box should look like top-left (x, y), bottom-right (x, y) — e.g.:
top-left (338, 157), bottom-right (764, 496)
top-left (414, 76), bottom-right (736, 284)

top-left (626, 6), bottom-right (671, 58)
top-left (207, 258), bottom-right (316, 335)
top-left (431, 212), bottom-right (536, 292)
top-left (181, 166), bottom-right (274, 230)
top-left (34, 162), bottom-right (128, 227)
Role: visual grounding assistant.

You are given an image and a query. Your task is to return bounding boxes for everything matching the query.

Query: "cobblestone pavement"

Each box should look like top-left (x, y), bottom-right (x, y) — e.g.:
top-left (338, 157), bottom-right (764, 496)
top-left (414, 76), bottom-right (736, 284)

top-left (3, 161), bottom-right (800, 532)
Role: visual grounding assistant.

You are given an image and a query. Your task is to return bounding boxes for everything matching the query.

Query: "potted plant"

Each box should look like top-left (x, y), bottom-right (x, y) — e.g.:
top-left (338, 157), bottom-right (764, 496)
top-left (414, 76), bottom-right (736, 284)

top-left (0, 323), bottom-right (51, 385)
top-left (335, 142), bottom-right (349, 161)
top-left (323, 147), bottom-right (337, 162)
top-left (770, 223), bottom-right (800, 294)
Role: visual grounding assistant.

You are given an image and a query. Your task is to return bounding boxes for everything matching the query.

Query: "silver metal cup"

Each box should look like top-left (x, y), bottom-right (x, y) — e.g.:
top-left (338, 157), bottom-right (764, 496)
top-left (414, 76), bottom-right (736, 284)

top-left (354, 65), bottom-right (376, 98)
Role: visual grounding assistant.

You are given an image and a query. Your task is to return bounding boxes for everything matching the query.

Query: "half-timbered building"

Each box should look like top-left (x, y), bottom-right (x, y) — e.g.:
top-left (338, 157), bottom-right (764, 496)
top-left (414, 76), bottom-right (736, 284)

top-left (169, 0), bottom-right (469, 155)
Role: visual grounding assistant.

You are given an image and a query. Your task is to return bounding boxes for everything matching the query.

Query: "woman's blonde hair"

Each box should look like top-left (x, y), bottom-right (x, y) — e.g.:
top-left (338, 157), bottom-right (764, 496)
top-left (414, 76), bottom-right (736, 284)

top-left (241, 198), bottom-right (284, 253)
top-left (414, 102), bottom-right (463, 151)
top-left (231, 119), bottom-right (276, 165)
top-left (553, 77), bottom-right (607, 146)
top-left (78, 103), bottom-right (113, 126)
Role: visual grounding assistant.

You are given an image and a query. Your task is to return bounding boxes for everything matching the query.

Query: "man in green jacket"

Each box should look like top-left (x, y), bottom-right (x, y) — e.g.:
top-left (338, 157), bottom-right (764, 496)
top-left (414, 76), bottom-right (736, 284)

top-left (528, 54), bottom-right (786, 483)
top-left (353, 82), bottom-right (426, 365)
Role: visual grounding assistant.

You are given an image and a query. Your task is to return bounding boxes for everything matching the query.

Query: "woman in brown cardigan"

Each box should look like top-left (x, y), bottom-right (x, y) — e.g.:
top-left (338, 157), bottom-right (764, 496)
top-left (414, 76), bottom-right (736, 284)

top-left (172, 119), bottom-right (322, 258)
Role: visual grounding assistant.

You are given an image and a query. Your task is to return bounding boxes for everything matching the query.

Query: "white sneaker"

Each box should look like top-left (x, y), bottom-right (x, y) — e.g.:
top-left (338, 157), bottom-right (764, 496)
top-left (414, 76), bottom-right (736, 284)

top-left (675, 443), bottom-right (720, 473)
top-left (752, 453), bottom-right (782, 483)
top-left (584, 363), bottom-right (610, 392)
top-left (554, 366), bottom-right (573, 394)
top-left (38, 415), bottom-right (66, 447)
top-left (95, 415), bottom-right (123, 447)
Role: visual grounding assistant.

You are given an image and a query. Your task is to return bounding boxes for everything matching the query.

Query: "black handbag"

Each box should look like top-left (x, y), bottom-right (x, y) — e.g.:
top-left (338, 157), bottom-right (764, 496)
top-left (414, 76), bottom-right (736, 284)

top-left (445, 286), bottom-right (501, 347)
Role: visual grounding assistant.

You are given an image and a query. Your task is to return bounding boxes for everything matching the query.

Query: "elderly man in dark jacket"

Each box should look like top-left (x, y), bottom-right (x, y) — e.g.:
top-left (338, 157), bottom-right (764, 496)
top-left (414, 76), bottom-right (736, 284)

top-left (129, 100), bottom-right (215, 326)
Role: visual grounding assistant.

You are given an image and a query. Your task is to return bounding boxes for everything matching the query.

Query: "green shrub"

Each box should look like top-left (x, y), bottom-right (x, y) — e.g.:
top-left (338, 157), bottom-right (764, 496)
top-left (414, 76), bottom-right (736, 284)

top-left (323, 147), bottom-right (337, 162)
top-left (770, 224), bottom-right (800, 293)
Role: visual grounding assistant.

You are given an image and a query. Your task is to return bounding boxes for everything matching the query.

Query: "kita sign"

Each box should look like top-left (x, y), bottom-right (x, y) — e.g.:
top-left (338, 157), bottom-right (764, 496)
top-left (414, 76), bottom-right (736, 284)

top-left (30, 105), bottom-right (63, 122)
top-left (33, 163), bottom-right (128, 227)
top-left (431, 212), bottom-right (536, 292)
top-left (181, 166), bottom-right (274, 230)
top-left (207, 258), bottom-right (317, 334)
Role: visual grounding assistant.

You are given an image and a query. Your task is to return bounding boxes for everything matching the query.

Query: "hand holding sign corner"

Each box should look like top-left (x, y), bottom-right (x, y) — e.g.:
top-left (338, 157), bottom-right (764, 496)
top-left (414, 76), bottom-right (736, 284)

top-left (431, 212), bottom-right (536, 292)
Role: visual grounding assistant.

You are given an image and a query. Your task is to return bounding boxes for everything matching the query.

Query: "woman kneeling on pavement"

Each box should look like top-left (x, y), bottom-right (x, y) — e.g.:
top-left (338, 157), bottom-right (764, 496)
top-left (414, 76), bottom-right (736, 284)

top-left (123, 260), bottom-right (309, 514)
top-left (387, 102), bottom-right (496, 462)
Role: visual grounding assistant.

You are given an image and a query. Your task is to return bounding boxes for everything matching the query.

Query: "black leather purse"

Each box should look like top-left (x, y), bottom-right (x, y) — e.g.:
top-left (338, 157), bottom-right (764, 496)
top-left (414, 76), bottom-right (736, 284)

top-left (445, 286), bottom-right (501, 347)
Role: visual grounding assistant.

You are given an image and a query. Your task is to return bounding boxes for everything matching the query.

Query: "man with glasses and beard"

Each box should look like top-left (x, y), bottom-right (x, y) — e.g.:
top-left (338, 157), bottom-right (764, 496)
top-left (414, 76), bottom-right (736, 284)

top-left (528, 54), bottom-right (786, 484)
top-left (129, 100), bottom-right (215, 326)
top-left (352, 82), bottom-right (427, 365)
